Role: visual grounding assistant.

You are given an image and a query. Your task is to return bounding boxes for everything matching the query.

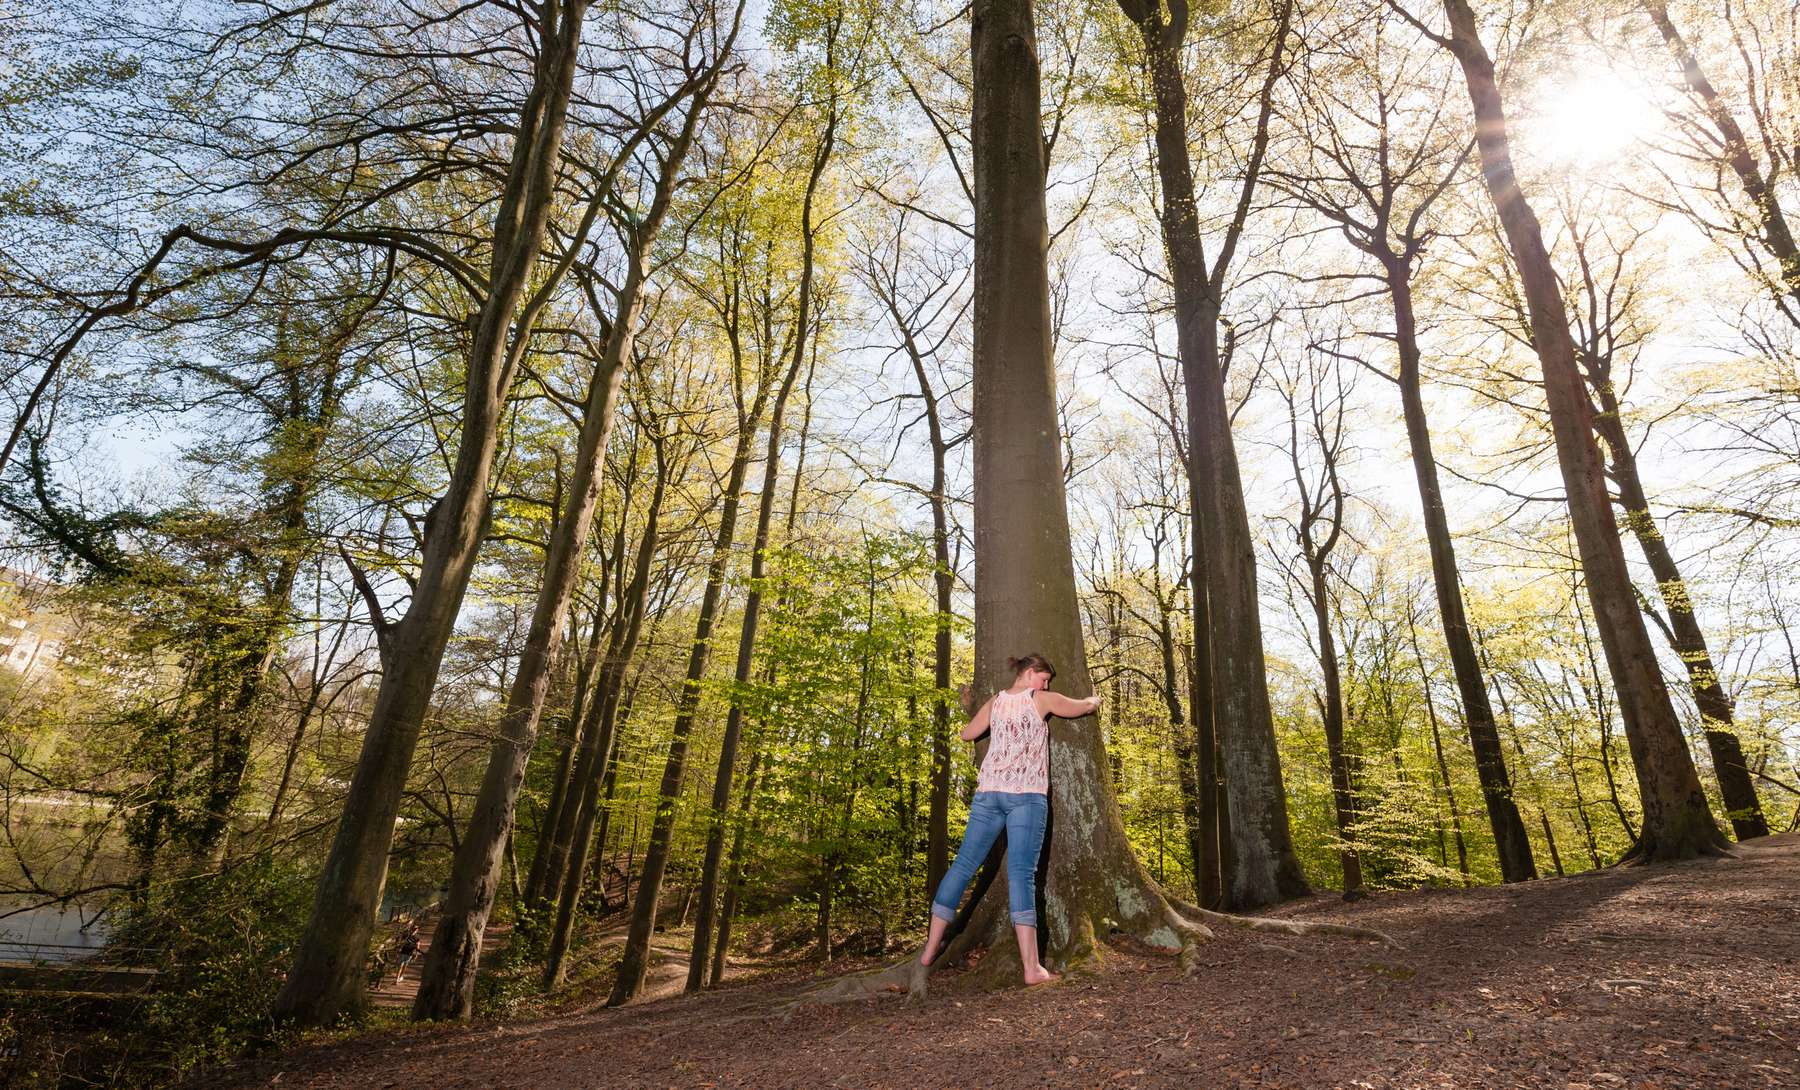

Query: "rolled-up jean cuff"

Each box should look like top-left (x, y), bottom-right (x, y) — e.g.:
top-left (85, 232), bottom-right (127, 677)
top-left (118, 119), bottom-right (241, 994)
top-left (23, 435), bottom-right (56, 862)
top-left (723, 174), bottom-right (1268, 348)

top-left (931, 902), bottom-right (958, 923)
top-left (1010, 909), bottom-right (1037, 926)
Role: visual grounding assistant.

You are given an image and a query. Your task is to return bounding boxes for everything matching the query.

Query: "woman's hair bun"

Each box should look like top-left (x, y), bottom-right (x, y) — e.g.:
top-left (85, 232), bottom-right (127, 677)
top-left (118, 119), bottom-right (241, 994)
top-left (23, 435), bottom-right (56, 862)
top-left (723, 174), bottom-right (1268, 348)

top-left (1007, 652), bottom-right (1055, 679)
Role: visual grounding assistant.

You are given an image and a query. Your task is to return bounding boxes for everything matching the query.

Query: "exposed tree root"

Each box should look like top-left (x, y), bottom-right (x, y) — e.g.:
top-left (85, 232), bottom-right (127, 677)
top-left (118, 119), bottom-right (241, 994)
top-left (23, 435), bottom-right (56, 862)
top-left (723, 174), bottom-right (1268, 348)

top-left (781, 887), bottom-right (1395, 1014)
top-left (1164, 895), bottom-right (1399, 948)
top-left (1614, 831), bottom-right (1732, 866)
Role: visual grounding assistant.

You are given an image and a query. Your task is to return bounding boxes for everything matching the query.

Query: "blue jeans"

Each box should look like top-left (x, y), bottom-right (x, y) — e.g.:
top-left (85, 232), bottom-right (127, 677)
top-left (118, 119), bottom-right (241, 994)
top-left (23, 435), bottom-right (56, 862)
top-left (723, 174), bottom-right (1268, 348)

top-left (930, 791), bottom-right (1049, 927)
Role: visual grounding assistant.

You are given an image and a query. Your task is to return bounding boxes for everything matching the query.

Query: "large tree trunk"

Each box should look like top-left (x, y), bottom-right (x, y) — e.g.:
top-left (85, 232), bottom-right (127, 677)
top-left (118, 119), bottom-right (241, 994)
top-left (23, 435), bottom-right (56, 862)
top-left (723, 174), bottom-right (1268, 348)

top-left (412, 73), bottom-right (714, 1019)
top-left (1575, 364), bottom-right (1767, 839)
top-left (272, 3), bottom-right (589, 1026)
top-left (949, 0), bottom-right (1189, 979)
top-left (1118, 0), bottom-right (1307, 910)
top-left (1385, 266), bottom-right (1538, 880)
top-left (1437, 0), bottom-right (1726, 861)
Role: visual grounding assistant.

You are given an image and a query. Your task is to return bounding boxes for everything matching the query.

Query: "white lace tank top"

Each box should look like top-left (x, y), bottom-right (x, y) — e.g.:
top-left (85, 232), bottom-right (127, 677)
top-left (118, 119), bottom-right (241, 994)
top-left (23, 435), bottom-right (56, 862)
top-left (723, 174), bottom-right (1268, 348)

top-left (975, 688), bottom-right (1049, 795)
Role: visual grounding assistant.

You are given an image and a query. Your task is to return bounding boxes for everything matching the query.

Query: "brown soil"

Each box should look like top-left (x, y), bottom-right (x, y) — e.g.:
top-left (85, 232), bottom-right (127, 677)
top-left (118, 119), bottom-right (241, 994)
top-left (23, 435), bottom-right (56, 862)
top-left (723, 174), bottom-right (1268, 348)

top-left (198, 832), bottom-right (1799, 1089)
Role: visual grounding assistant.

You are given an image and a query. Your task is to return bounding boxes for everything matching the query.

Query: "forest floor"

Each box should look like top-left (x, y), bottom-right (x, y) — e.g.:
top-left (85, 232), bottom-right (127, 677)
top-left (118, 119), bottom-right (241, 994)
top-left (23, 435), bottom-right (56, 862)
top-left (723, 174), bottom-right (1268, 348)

top-left (199, 832), bottom-right (1800, 1089)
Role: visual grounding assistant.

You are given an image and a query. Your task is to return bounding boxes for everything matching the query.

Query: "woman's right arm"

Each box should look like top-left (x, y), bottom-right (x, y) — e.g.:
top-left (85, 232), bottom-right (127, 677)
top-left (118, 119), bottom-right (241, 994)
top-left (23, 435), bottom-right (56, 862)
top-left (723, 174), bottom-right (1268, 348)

top-left (1037, 691), bottom-right (1102, 719)
top-left (960, 696), bottom-right (995, 741)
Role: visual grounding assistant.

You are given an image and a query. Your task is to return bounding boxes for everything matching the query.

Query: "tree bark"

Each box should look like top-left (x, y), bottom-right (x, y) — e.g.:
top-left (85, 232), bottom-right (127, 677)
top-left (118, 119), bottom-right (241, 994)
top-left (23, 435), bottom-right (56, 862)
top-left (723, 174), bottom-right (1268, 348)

top-left (272, 3), bottom-right (590, 1025)
top-left (1435, 0), bottom-right (1726, 861)
top-left (952, 0), bottom-right (1191, 980)
top-left (1117, 0), bottom-right (1307, 909)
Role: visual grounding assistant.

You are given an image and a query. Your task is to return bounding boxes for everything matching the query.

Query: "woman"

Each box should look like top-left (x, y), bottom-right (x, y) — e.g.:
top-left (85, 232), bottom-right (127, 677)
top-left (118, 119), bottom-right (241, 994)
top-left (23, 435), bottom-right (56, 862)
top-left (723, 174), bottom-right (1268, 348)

top-left (918, 652), bottom-right (1101, 985)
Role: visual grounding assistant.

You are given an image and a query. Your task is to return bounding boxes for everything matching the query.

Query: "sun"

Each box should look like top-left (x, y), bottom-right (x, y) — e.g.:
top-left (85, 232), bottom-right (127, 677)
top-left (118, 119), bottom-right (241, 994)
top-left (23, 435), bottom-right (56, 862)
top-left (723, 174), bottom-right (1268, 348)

top-left (1529, 71), bottom-right (1665, 169)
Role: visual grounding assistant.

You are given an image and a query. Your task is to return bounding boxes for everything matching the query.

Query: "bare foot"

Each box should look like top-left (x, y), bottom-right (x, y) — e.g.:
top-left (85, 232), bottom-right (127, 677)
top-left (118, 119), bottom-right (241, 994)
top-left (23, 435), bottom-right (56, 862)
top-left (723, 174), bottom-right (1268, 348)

top-left (919, 938), bottom-right (942, 967)
top-left (1022, 965), bottom-right (1059, 986)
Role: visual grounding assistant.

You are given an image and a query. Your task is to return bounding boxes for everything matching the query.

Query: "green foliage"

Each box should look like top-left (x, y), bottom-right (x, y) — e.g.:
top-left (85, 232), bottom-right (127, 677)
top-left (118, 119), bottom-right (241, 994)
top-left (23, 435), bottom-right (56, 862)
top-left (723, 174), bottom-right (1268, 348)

top-left (1, 858), bottom-right (315, 1089)
top-left (740, 532), bottom-right (946, 940)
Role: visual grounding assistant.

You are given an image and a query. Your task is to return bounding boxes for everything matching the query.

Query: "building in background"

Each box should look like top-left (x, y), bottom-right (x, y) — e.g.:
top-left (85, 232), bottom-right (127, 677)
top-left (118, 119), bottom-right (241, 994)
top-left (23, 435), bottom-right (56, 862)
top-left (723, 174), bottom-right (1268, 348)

top-left (0, 566), bottom-right (75, 681)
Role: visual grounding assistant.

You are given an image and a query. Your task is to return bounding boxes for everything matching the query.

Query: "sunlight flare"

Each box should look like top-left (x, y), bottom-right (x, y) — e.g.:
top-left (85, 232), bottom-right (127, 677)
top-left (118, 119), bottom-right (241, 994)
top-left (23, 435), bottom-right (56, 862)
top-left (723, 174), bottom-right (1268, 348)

top-left (1529, 71), bottom-right (1665, 168)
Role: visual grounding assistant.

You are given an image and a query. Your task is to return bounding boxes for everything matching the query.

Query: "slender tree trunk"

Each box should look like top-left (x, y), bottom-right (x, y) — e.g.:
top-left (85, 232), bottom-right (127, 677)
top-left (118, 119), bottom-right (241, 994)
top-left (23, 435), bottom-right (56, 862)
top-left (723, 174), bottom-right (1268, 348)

top-left (1409, 614), bottom-right (1472, 885)
top-left (609, 379), bottom-right (770, 1005)
top-left (1438, 0), bottom-right (1726, 861)
top-left (273, 5), bottom-right (590, 1025)
top-left (1485, 645), bottom-right (1563, 875)
top-left (682, 320), bottom-right (807, 990)
top-left (709, 386), bottom-right (815, 986)
top-left (1156, 592), bottom-right (1207, 895)
top-left (686, 83), bottom-right (836, 992)
top-left (1187, 615), bottom-right (1222, 907)
top-left (1385, 267), bottom-right (1538, 879)
top-left (708, 744), bottom-right (762, 986)
top-left (1306, 559), bottom-right (1365, 898)
top-left (533, 528), bottom-right (632, 912)
top-left (540, 447), bottom-right (667, 989)
top-left (525, 605), bottom-right (606, 909)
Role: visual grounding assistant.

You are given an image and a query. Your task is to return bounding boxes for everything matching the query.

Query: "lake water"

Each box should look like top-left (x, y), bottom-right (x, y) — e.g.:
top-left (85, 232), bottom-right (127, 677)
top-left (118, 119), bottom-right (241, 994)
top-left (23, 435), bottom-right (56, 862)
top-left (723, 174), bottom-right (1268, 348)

top-left (0, 901), bottom-right (112, 964)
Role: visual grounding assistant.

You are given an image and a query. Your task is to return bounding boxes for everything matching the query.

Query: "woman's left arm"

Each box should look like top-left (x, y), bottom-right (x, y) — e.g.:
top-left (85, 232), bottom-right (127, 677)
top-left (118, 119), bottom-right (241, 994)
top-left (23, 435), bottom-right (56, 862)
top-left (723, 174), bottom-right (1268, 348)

top-left (1035, 690), bottom-right (1101, 719)
top-left (960, 695), bottom-right (996, 741)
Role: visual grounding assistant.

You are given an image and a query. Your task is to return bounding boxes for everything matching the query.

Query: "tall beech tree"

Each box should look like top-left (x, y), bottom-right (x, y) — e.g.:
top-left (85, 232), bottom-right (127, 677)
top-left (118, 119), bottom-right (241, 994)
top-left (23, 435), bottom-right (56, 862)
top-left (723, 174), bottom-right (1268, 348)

top-left (1269, 12), bottom-right (1536, 880)
top-left (938, 0), bottom-right (1190, 976)
top-left (1558, 216), bottom-right (1768, 839)
top-left (1414, 0), bottom-right (1727, 860)
top-left (412, 16), bottom-right (735, 1019)
top-left (1114, 0), bottom-right (1309, 908)
top-left (273, 0), bottom-right (602, 1024)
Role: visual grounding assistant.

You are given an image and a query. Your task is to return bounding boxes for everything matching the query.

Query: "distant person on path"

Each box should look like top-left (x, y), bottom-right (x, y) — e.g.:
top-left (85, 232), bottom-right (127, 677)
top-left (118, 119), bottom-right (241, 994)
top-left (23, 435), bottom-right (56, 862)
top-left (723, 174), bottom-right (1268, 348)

top-left (393, 919), bottom-right (422, 984)
top-left (918, 652), bottom-right (1100, 985)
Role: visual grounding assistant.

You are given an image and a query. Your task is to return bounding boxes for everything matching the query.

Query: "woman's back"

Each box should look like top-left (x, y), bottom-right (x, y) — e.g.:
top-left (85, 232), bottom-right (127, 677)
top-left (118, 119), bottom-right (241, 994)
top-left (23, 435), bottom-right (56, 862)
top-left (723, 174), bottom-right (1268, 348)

top-left (976, 689), bottom-right (1048, 794)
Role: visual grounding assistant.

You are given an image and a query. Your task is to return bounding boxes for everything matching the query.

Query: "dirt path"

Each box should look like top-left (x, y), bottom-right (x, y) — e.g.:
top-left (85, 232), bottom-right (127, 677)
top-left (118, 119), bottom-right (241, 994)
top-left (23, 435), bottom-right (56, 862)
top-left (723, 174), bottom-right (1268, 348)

top-left (200, 833), bottom-right (1799, 1089)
